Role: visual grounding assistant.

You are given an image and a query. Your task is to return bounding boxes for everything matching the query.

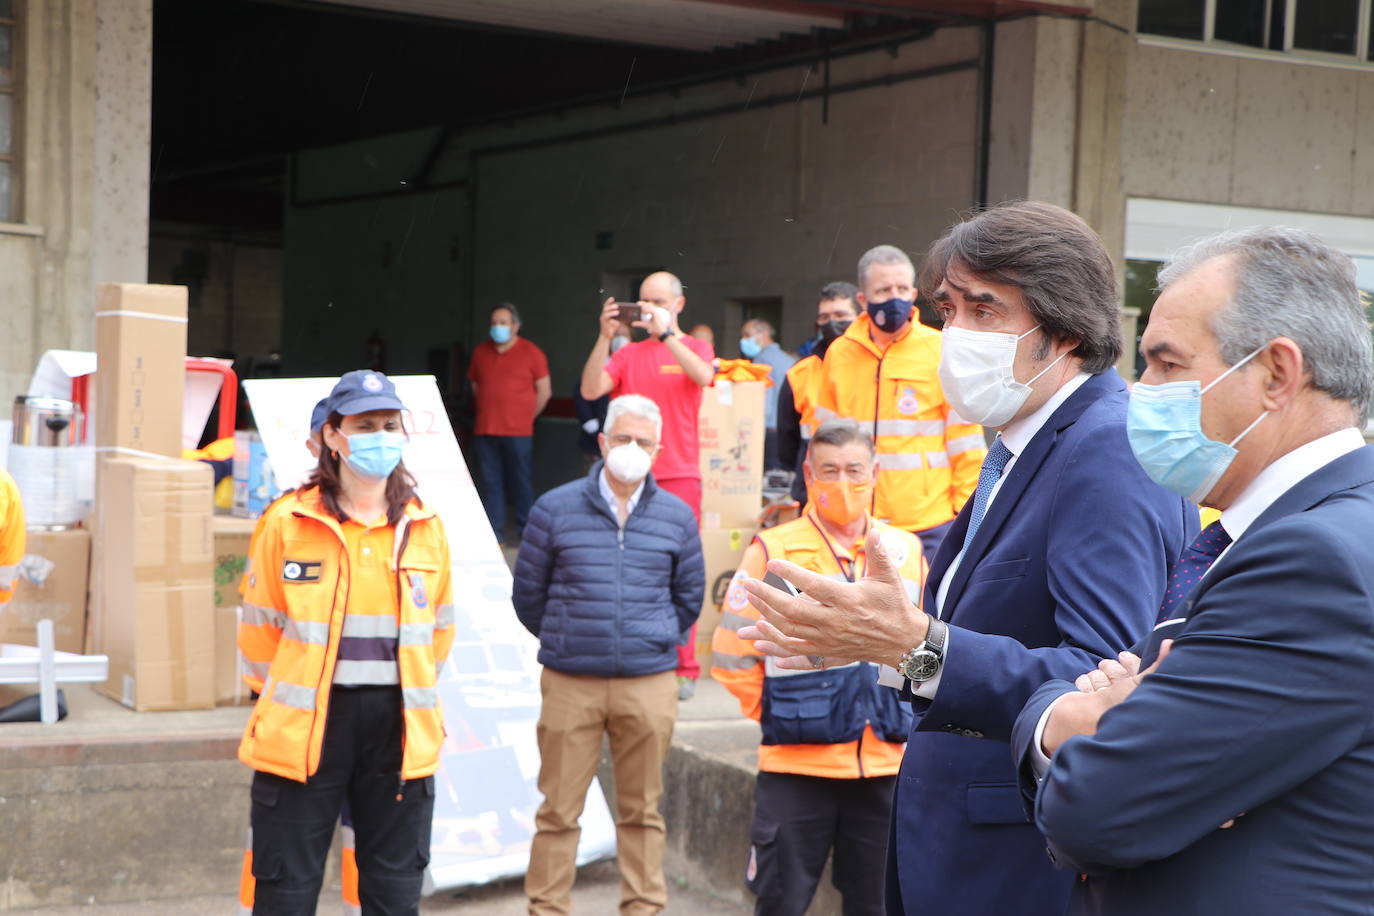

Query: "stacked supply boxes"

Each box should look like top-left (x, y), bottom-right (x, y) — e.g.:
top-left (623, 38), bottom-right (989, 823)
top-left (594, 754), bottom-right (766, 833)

top-left (212, 515), bottom-right (256, 705)
top-left (89, 283), bottom-right (217, 710)
top-left (96, 457), bottom-right (216, 710)
top-left (695, 379), bottom-right (766, 667)
top-left (1, 529), bottom-right (91, 654)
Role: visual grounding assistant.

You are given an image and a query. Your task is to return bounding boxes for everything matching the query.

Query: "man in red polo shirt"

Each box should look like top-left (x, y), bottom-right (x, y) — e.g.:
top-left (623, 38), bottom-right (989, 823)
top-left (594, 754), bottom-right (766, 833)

top-left (580, 271), bottom-right (714, 516)
top-left (469, 302), bottom-right (551, 544)
top-left (580, 271), bottom-right (714, 694)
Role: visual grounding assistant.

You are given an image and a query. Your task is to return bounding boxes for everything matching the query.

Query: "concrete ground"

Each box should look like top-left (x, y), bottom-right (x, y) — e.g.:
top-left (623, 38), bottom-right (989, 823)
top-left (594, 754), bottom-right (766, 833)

top-left (6, 860), bottom-right (752, 914)
top-left (0, 677), bottom-right (768, 915)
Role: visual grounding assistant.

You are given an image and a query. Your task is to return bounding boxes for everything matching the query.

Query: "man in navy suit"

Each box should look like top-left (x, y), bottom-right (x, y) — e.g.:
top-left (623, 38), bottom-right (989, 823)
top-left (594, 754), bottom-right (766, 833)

top-left (1012, 226), bottom-right (1374, 915)
top-left (740, 201), bottom-right (1195, 915)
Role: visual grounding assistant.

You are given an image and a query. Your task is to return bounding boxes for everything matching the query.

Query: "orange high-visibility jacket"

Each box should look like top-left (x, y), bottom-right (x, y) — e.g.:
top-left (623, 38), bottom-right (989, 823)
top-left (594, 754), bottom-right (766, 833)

top-left (711, 510), bottom-right (927, 779)
top-left (0, 470), bottom-right (24, 604)
top-left (236, 486), bottom-right (455, 783)
top-left (786, 354), bottom-right (825, 445)
top-left (814, 314), bottom-right (985, 533)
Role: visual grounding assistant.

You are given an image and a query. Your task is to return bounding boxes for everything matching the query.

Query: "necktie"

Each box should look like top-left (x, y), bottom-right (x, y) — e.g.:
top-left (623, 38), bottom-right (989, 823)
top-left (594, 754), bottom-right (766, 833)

top-left (961, 438), bottom-right (1013, 552)
top-left (1156, 520), bottom-right (1232, 623)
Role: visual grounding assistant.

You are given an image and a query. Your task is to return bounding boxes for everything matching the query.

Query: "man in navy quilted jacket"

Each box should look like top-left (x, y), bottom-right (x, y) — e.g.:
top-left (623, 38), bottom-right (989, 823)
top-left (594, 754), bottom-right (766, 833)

top-left (514, 393), bottom-right (705, 916)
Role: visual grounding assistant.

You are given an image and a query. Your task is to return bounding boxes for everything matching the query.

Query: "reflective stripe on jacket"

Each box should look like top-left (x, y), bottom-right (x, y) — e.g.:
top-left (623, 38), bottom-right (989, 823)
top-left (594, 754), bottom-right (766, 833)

top-left (0, 471), bottom-right (24, 604)
top-left (814, 314), bottom-right (986, 533)
top-left (236, 487), bottom-right (455, 782)
top-left (711, 511), bottom-right (927, 779)
top-left (785, 354), bottom-right (824, 442)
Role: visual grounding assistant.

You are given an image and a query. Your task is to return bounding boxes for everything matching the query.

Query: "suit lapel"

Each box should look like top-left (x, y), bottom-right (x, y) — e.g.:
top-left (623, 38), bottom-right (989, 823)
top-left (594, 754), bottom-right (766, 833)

top-left (941, 371), bottom-right (1122, 623)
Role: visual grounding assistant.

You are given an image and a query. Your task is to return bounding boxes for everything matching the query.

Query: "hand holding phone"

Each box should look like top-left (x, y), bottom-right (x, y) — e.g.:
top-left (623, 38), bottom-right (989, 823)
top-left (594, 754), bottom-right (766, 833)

top-left (615, 302), bottom-right (643, 325)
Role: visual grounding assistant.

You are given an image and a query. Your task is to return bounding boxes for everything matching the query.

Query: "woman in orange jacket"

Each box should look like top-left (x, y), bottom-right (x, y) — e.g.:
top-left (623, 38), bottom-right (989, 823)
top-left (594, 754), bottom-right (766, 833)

top-left (236, 370), bottom-right (454, 916)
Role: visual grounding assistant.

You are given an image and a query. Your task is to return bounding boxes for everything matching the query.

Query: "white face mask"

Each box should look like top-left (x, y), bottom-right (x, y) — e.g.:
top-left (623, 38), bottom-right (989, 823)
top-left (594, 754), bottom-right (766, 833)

top-left (938, 325), bottom-right (1068, 427)
top-left (605, 442), bottom-right (653, 483)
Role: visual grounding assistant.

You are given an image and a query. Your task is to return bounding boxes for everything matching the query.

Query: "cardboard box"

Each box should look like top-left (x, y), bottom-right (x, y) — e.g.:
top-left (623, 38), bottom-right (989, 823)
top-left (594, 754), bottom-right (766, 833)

top-left (698, 380), bottom-right (767, 530)
top-left (693, 526), bottom-right (758, 668)
top-left (213, 515), bottom-right (256, 705)
top-left (1, 528), bottom-right (90, 654)
top-left (232, 430), bottom-right (281, 519)
top-left (94, 283), bottom-right (188, 459)
top-left (93, 456), bottom-right (215, 711)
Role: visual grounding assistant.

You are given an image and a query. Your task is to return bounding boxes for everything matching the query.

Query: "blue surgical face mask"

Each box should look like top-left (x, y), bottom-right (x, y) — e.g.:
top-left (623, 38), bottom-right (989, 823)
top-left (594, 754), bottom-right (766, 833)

top-left (866, 297), bottom-right (913, 333)
top-left (344, 430), bottom-right (406, 481)
top-left (740, 336), bottom-right (762, 359)
top-left (490, 325), bottom-right (512, 345)
top-left (1127, 346), bottom-right (1268, 503)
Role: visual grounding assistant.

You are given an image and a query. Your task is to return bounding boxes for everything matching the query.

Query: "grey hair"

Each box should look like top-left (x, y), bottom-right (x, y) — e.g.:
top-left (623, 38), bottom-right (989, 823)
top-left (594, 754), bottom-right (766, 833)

top-left (605, 393), bottom-right (663, 440)
top-left (491, 302), bottom-right (521, 324)
top-left (808, 418), bottom-right (875, 457)
top-left (1157, 226), bottom-right (1374, 424)
top-left (857, 245), bottom-right (914, 288)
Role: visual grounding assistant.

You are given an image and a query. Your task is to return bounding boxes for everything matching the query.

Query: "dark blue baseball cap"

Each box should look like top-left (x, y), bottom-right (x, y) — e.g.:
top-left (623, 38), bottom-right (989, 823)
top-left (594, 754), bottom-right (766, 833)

top-left (309, 397), bottom-right (332, 434)
top-left (328, 370), bottom-right (406, 416)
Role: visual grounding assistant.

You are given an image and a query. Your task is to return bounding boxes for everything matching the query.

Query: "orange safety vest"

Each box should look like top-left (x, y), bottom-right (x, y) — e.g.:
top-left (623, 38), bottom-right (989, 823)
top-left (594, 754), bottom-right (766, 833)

top-left (0, 470), bottom-right (23, 604)
top-left (710, 509), bottom-right (927, 779)
top-left (786, 354), bottom-right (825, 445)
top-left (236, 486), bottom-right (455, 783)
top-left (814, 314), bottom-right (986, 533)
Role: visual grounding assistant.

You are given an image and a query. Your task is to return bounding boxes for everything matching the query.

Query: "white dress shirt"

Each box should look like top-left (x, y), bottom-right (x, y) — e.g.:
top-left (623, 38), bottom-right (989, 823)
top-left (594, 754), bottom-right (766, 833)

top-left (878, 373), bottom-right (1092, 694)
top-left (599, 469), bottom-right (645, 527)
top-left (1029, 425), bottom-right (1368, 775)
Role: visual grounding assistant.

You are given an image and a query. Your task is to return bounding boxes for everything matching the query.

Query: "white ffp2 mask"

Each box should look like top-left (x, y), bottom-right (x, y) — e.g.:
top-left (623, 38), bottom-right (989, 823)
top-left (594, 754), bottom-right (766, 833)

top-left (938, 325), bottom-right (1067, 427)
top-left (605, 442), bottom-right (653, 483)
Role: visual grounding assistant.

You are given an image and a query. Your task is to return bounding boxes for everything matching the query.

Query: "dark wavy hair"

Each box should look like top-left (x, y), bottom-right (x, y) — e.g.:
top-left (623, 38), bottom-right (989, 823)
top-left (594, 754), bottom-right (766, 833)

top-left (306, 410), bottom-right (419, 526)
top-left (920, 201), bottom-right (1123, 373)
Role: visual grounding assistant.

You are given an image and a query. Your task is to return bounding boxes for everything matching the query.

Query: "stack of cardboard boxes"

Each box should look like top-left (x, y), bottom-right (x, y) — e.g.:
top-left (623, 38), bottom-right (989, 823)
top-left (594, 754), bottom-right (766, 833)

top-left (694, 379), bottom-right (767, 669)
top-left (86, 283), bottom-right (221, 711)
top-left (2, 529), bottom-right (91, 654)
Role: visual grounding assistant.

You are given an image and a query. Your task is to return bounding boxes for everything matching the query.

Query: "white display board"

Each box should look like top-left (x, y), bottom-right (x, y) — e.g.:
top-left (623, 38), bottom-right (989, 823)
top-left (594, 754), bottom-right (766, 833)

top-left (241, 376), bottom-right (615, 892)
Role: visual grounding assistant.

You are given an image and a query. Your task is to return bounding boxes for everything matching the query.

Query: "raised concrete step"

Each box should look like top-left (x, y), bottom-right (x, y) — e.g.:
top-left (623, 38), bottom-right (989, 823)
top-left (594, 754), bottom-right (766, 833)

top-left (0, 680), bottom-right (844, 914)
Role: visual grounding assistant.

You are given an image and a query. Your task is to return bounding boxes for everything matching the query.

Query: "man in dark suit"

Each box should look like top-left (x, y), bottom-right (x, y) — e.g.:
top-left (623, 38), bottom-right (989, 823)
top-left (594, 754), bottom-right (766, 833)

top-left (1012, 226), bottom-right (1374, 915)
top-left (739, 201), bottom-right (1196, 915)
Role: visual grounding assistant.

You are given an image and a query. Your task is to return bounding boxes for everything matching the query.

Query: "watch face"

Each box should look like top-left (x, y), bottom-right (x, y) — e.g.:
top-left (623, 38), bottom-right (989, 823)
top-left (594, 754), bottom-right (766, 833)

top-left (904, 649), bottom-right (941, 682)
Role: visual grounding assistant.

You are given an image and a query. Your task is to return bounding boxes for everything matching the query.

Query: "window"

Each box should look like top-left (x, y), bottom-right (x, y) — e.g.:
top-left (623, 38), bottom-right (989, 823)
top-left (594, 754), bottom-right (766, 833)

top-left (1138, 0), bottom-right (1204, 40)
top-left (1138, 0), bottom-right (1374, 63)
top-left (0, 0), bottom-right (17, 222)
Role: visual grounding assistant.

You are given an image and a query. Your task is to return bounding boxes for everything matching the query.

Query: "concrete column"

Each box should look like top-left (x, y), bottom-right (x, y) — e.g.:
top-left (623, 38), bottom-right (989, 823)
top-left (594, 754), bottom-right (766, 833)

top-left (985, 2), bottom-right (1136, 377)
top-left (0, 0), bottom-right (150, 410)
top-left (90, 0), bottom-right (151, 289)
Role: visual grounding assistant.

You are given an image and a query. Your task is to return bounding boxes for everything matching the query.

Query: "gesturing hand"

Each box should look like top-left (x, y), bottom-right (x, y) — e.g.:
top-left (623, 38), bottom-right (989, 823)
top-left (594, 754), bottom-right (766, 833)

top-left (739, 528), bottom-right (925, 668)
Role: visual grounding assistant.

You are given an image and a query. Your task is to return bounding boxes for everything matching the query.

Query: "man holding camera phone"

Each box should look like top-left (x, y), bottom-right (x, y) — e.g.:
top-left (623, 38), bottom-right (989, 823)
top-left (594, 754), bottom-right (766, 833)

top-left (581, 270), bottom-right (715, 693)
top-left (580, 271), bottom-right (715, 518)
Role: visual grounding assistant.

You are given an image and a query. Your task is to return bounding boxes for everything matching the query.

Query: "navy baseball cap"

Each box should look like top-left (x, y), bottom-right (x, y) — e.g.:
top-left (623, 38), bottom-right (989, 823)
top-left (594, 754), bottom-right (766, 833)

top-left (309, 397), bottom-right (332, 434)
top-left (328, 370), bottom-right (406, 416)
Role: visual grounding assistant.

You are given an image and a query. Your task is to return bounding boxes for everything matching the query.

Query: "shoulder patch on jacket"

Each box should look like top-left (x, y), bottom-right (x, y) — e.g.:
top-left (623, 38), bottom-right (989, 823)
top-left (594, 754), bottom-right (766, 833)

top-left (281, 560), bottom-right (322, 583)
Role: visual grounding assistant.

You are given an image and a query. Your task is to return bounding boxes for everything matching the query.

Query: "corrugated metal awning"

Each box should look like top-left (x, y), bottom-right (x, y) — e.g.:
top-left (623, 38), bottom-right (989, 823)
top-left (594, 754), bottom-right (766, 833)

top-left (312, 0), bottom-right (1092, 52)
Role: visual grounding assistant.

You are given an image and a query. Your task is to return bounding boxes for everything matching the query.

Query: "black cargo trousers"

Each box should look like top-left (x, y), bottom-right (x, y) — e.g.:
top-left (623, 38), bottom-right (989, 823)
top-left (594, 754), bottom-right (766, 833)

top-left (249, 685), bottom-right (435, 916)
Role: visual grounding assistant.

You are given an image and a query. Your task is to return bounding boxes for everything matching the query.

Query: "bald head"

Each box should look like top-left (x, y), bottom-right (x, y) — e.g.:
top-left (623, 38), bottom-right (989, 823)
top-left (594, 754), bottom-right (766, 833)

top-left (640, 271), bottom-right (686, 315)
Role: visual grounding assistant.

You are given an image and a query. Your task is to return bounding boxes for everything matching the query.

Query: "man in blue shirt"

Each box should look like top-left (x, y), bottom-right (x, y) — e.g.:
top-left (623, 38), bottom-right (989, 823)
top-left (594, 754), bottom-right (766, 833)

top-left (741, 318), bottom-right (796, 471)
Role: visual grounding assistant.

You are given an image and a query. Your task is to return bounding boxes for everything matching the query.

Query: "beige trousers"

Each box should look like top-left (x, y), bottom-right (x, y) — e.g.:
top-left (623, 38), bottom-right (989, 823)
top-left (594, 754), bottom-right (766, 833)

top-left (526, 667), bottom-right (679, 916)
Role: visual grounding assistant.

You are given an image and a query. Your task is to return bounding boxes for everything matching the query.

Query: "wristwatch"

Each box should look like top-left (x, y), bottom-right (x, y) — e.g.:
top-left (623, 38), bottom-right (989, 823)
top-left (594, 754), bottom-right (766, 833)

top-left (658, 329), bottom-right (674, 342)
top-left (898, 615), bottom-right (947, 683)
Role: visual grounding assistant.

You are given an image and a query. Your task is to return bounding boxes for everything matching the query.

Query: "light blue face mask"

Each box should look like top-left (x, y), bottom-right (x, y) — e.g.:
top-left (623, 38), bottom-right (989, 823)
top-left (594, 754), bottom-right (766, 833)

top-left (1127, 346), bottom-right (1268, 503)
top-left (344, 430), bottom-right (406, 481)
top-left (490, 325), bottom-right (512, 345)
top-left (740, 336), bottom-right (762, 359)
